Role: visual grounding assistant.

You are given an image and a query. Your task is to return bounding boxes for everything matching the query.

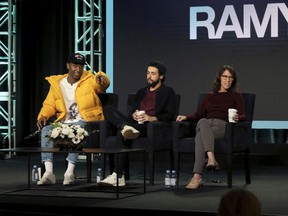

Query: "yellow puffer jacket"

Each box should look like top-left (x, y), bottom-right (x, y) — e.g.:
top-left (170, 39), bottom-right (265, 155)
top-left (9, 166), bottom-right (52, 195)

top-left (37, 70), bottom-right (110, 122)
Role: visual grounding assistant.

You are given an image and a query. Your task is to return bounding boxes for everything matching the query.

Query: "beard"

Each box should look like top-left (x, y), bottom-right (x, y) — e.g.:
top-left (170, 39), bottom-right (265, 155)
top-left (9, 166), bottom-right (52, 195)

top-left (147, 78), bottom-right (160, 88)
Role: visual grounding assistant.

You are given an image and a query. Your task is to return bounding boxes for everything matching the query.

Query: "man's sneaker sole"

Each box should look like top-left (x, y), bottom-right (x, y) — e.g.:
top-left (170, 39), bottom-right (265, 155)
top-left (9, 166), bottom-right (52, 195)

top-left (122, 130), bottom-right (140, 139)
top-left (98, 172), bottom-right (126, 187)
top-left (98, 181), bottom-right (125, 187)
top-left (37, 172), bottom-right (56, 185)
top-left (63, 173), bottom-right (75, 185)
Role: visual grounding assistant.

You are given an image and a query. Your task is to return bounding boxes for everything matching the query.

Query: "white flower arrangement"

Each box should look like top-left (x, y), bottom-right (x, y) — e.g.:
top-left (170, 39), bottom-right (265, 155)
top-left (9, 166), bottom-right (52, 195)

top-left (48, 122), bottom-right (89, 148)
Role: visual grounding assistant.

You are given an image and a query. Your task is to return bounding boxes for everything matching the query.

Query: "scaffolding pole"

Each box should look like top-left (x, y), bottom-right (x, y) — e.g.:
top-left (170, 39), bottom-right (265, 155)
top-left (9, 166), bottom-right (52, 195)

top-left (74, 0), bottom-right (103, 73)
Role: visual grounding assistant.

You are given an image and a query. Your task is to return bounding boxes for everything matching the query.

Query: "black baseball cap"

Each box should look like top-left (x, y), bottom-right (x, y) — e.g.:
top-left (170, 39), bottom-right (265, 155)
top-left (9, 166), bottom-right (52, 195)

top-left (67, 53), bottom-right (86, 65)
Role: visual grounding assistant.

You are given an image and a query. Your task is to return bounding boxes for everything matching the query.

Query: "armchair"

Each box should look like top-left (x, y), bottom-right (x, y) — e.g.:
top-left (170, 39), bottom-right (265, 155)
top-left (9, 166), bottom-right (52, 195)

top-left (99, 93), bottom-right (181, 185)
top-left (173, 93), bottom-right (256, 188)
top-left (84, 93), bottom-right (118, 148)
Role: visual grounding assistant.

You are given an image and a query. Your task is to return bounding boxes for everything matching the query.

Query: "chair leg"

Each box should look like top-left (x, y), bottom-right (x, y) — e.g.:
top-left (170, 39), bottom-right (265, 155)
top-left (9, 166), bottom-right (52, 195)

top-left (147, 152), bottom-right (154, 185)
top-left (102, 153), bottom-right (107, 177)
top-left (174, 152), bottom-right (180, 187)
top-left (226, 154), bottom-right (233, 188)
top-left (245, 151), bottom-right (251, 184)
top-left (169, 150), bottom-right (174, 170)
top-left (124, 156), bottom-right (130, 180)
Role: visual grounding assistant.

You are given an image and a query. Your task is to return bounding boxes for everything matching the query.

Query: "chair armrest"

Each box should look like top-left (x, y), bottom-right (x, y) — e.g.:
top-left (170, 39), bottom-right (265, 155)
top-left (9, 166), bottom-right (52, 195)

top-left (225, 121), bottom-right (252, 152)
top-left (98, 120), bottom-right (116, 147)
top-left (144, 121), bottom-right (174, 151)
top-left (85, 121), bottom-right (101, 133)
top-left (173, 121), bottom-right (196, 138)
top-left (84, 121), bottom-right (101, 148)
top-left (173, 121), bottom-right (196, 152)
top-left (146, 121), bottom-right (173, 137)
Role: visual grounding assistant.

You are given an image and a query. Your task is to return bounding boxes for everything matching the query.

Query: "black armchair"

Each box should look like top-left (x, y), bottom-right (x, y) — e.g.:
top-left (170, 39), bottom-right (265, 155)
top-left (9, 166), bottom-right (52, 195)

top-left (99, 93), bottom-right (181, 185)
top-left (173, 93), bottom-right (256, 188)
top-left (84, 93), bottom-right (119, 148)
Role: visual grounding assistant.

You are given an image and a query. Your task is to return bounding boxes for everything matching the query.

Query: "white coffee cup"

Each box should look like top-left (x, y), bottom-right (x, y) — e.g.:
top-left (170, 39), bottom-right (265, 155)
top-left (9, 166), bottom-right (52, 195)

top-left (228, 108), bottom-right (237, 123)
top-left (137, 110), bottom-right (145, 124)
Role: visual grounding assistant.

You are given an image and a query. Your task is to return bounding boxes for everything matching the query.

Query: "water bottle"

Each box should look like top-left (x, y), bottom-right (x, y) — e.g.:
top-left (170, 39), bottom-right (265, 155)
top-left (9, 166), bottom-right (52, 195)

top-left (32, 165), bottom-right (39, 182)
top-left (38, 167), bottom-right (42, 180)
top-left (164, 169), bottom-right (171, 187)
top-left (96, 168), bottom-right (102, 183)
top-left (170, 170), bottom-right (177, 187)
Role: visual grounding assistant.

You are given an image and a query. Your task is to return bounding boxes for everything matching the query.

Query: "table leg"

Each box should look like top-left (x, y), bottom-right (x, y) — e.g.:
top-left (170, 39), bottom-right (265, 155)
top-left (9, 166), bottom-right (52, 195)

top-left (27, 152), bottom-right (31, 188)
top-left (143, 150), bottom-right (146, 193)
top-left (116, 152), bottom-right (119, 199)
top-left (86, 153), bottom-right (92, 183)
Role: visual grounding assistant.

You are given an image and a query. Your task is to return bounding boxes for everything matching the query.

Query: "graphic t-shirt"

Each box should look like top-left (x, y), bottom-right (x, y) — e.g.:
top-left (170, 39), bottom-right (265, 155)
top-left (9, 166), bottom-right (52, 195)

top-left (60, 77), bottom-right (83, 123)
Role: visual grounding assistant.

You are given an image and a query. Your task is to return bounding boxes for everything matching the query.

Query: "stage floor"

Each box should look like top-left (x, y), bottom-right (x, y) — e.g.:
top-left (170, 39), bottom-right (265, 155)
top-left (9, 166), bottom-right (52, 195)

top-left (0, 153), bottom-right (287, 216)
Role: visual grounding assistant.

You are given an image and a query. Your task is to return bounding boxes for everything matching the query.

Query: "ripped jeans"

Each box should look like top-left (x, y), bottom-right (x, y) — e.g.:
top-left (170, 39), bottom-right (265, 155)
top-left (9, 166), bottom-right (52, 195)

top-left (40, 120), bottom-right (87, 164)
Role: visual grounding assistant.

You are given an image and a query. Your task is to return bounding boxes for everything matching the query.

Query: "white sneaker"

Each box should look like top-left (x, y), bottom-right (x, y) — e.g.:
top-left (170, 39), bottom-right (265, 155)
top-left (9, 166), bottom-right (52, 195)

top-left (63, 173), bottom-right (75, 185)
top-left (121, 125), bottom-right (140, 139)
top-left (37, 171), bottom-right (56, 185)
top-left (98, 172), bottom-right (126, 187)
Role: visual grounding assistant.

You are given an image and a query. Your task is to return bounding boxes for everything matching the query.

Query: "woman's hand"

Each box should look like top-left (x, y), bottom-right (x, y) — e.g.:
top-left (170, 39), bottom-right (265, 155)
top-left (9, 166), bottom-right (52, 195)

top-left (233, 114), bottom-right (239, 123)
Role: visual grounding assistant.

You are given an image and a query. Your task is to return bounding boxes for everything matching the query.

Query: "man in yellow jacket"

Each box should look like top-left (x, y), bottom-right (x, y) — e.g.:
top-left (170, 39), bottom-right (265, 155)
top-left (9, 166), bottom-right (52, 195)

top-left (36, 53), bottom-right (110, 185)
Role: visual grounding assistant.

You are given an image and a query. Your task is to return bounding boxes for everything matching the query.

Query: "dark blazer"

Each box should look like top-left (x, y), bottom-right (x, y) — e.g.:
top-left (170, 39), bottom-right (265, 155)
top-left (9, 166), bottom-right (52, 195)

top-left (127, 84), bottom-right (177, 121)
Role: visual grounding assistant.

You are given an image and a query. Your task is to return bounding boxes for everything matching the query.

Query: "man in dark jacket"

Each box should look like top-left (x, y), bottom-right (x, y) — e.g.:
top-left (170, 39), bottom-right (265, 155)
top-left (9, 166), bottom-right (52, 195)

top-left (99, 60), bottom-right (177, 187)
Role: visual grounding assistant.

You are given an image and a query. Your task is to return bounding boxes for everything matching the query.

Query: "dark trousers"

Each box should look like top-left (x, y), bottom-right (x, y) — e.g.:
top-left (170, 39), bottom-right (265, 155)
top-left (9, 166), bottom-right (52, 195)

top-left (103, 105), bottom-right (147, 176)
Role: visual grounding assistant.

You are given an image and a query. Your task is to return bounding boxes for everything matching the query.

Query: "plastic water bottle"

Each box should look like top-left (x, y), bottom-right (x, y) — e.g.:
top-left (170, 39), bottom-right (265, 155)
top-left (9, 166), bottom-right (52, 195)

top-left (96, 168), bottom-right (102, 183)
top-left (38, 167), bottom-right (42, 180)
top-left (170, 170), bottom-right (177, 187)
top-left (164, 169), bottom-right (171, 187)
top-left (32, 165), bottom-right (39, 182)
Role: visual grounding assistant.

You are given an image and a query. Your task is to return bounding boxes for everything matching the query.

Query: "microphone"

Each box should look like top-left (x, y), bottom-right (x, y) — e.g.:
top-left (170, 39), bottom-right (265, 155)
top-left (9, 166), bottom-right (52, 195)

top-left (24, 130), bottom-right (41, 140)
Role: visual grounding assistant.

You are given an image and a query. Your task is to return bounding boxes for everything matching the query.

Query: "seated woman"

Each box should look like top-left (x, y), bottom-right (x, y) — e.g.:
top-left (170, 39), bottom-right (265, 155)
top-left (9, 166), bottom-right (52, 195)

top-left (176, 65), bottom-right (246, 190)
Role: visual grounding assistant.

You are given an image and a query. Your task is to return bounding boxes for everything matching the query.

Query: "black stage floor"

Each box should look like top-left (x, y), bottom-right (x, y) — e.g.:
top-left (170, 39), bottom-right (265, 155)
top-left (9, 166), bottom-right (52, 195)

top-left (0, 153), bottom-right (287, 216)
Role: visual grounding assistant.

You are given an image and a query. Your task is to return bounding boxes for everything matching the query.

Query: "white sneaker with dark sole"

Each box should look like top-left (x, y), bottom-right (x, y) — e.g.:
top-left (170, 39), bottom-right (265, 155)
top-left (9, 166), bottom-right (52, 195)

top-left (63, 173), bottom-right (75, 185)
top-left (37, 171), bottom-right (56, 185)
top-left (121, 125), bottom-right (140, 139)
top-left (98, 172), bottom-right (126, 187)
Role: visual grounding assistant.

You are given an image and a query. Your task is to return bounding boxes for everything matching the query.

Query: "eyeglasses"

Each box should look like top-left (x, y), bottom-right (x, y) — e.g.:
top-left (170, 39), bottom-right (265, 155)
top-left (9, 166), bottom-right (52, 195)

top-left (221, 75), bottom-right (234, 80)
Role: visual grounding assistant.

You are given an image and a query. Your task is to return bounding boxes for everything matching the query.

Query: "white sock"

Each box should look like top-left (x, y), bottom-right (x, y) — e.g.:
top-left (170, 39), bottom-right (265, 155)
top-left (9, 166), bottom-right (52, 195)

top-left (44, 161), bottom-right (53, 173)
top-left (65, 161), bottom-right (75, 175)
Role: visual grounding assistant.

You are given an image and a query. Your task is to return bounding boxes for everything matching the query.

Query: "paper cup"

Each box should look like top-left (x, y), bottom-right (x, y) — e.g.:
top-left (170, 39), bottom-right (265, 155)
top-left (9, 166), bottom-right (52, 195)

top-left (137, 110), bottom-right (145, 124)
top-left (228, 108), bottom-right (237, 123)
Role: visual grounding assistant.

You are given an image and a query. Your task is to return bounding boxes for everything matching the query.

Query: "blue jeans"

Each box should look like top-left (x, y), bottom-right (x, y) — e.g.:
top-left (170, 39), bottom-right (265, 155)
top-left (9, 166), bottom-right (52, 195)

top-left (40, 120), bottom-right (87, 164)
